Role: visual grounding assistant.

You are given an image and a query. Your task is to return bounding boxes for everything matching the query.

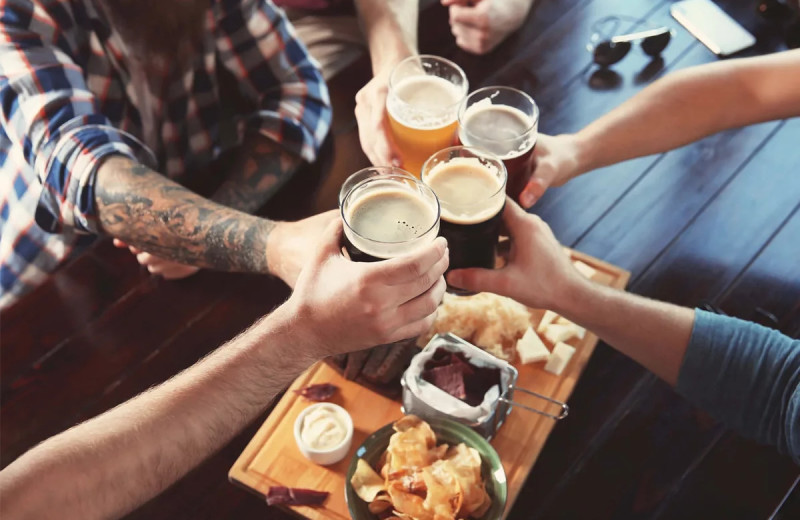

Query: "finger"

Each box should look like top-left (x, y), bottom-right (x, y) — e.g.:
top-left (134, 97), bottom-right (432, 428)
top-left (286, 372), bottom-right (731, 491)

top-left (370, 236), bottom-right (448, 286)
top-left (136, 252), bottom-right (154, 266)
top-left (113, 238), bottom-right (128, 248)
top-left (129, 246), bottom-right (142, 255)
top-left (519, 176), bottom-right (549, 208)
top-left (446, 266), bottom-right (508, 296)
top-left (395, 276), bottom-right (447, 325)
top-left (449, 5), bottom-right (487, 29)
top-left (452, 24), bottom-right (489, 55)
top-left (389, 310), bottom-right (439, 344)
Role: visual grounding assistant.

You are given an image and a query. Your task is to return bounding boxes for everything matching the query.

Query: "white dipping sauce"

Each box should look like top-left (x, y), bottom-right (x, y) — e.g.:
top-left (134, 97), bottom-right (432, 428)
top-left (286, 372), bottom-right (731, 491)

top-left (300, 404), bottom-right (348, 450)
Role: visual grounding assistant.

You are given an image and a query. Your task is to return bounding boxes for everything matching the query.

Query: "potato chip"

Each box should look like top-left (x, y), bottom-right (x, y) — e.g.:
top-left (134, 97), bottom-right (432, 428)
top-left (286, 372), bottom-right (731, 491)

top-left (444, 444), bottom-right (489, 517)
top-left (421, 461), bottom-right (462, 519)
top-left (351, 458), bottom-right (386, 502)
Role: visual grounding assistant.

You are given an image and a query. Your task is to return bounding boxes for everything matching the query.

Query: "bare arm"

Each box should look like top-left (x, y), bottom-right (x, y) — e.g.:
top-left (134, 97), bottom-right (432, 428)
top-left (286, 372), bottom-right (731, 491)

top-left (447, 200), bottom-right (692, 384)
top-left (353, 0), bottom-right (418, 167)
top-left (575, 49), bottom-right (800, 174)
top-left (521, 49), bottom-right (800, 207)
top-left (355, 0), bottom-right (418, 74)
top-left (0, 221), bottom-right (449, 520)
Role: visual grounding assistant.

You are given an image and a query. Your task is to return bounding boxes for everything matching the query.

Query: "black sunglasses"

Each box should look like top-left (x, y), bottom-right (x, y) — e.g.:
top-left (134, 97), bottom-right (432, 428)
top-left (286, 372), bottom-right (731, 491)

top-left (757, 0), bottom-right (800, 48)
top-left (588, 16), bottom-right (674, 67)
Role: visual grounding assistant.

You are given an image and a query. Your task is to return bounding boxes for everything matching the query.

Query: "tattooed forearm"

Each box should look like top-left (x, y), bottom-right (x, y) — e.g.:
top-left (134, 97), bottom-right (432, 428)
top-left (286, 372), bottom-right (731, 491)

top-left (95, 157), bottom-right (275, 273)
top-left (211, 133), bottom-right (303, 214)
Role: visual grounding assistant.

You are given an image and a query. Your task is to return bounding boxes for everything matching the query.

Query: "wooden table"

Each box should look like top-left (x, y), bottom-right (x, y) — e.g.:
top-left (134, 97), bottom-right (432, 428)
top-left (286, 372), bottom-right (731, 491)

top-left (2, 0), bottom-right (799, 518)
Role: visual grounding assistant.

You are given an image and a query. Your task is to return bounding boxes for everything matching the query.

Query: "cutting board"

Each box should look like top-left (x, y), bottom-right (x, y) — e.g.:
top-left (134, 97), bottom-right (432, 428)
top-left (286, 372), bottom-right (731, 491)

top-left (229, 249), bottom-right (630, 519)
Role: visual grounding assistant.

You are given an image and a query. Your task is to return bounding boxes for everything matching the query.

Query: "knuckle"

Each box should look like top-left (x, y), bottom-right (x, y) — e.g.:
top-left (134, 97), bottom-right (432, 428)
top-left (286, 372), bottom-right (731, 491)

top-left (405, 259), bottom-right (423, 278)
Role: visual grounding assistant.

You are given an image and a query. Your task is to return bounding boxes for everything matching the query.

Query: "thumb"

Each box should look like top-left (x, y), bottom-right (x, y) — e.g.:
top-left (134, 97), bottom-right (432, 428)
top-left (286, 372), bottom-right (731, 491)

top-left (519, 176), bottom-right (548, 208)
top-left (311, 218), bottom-right (344, 264)
top-left (446, 267), bottom-right (503, 295)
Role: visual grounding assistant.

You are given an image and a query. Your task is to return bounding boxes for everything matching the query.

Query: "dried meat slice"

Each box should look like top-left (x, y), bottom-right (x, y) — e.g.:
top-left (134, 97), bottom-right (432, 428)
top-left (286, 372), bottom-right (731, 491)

top-left (266, 486), bottom-right (329, 506)
top-left (294, 383), bottom-right (338, 401)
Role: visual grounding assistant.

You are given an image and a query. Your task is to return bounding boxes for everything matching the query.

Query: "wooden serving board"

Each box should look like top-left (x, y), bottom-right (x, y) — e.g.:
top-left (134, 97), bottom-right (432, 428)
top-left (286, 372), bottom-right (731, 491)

top-left (230, 249), bottom-right (630, 519)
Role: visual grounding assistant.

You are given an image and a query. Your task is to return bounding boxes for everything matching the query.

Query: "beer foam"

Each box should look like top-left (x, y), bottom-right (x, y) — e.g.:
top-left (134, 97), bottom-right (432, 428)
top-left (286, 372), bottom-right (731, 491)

top-left (387, 75), bottom-right (464, 130)
top-left (424, 157), bottom-right (505, 225)
top-left (344, 187), bottom-right (438, 259)
top-left (460, 100), bottom-right (536, 159)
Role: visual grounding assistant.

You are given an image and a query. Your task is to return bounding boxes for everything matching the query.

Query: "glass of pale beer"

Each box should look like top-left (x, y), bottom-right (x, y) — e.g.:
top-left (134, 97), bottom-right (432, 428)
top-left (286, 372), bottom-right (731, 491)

top-left (387, 55), bottom-right (469, 177)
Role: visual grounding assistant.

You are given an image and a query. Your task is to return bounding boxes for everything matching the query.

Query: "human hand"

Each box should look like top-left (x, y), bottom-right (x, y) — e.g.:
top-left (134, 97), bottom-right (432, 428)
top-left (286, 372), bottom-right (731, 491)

top-left (355, 70), bottom-right (402, 167)
top-left (518, 134), bottom-right (583, 208)
top-left (446, 199), bottom-right (585, 311)
top-left (266, 210), bottom-right (339, 288)
top-left (288, 219), bottom-right (449, 356)
top-left (442, 0), bottom-right (535, 55)
top-left (113, 239), bottom-right (201, 279)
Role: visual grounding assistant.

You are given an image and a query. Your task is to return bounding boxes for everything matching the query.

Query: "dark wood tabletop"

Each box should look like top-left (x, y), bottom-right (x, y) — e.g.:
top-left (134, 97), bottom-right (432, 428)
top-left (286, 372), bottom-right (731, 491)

top-left (2, 0), bottom-right (799, 518)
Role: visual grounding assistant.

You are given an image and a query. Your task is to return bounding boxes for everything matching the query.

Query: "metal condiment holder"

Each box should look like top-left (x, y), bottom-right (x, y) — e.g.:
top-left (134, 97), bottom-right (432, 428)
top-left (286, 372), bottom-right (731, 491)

top-left (401, 333), bottom-right (569, 440)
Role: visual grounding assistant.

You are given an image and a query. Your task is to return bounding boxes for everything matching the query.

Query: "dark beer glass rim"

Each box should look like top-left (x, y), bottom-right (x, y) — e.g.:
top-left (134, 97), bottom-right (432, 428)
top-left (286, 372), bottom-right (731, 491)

top-left (338, 165), bottom-right (416, 208)
top-left (340, 174), bottom-right (442, 246)
top-left (388, 54), bottom-right (469, 112)
top-left (457, 86), bottom-right (540, 145)
top-left (421, 145), bottom-right (508, 205)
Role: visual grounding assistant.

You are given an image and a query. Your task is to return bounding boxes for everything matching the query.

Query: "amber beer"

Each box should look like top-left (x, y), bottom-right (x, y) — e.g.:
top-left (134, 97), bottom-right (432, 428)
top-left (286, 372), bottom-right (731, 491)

top-left (341, 173), bottom-right (440, 262)
top-left (422, 147), bottom-right (506, 293)
top-left (457, 87), bottom-right (539, 202)
top-left (387, 55), bottom-right (468, 177)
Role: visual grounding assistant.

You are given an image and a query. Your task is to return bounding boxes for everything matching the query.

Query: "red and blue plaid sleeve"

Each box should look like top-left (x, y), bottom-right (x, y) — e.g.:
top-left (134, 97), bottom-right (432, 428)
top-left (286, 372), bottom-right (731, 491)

top-left (213, 0), bottom-right (332, 163)
top-left (0, 0), bottom-right (155, 235)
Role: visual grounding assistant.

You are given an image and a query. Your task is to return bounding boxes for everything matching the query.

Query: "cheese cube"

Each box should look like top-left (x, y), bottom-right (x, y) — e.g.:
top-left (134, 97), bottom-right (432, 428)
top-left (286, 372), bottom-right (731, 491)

top-left (544, 323), bottom-right (585, 343)
top-left (537, 310), bottom-right (560, 334)
top-left (544, 342), bottom-right (576, 376)
top-left (516, 327), bottom-right (550, 364)
top-left (573, 260), bottom-right (597, 279)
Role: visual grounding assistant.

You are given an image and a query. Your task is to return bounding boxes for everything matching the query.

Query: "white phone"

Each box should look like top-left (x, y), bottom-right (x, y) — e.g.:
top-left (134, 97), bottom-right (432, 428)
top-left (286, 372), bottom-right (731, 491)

top-left (670, 0), bottom-right (756, 57)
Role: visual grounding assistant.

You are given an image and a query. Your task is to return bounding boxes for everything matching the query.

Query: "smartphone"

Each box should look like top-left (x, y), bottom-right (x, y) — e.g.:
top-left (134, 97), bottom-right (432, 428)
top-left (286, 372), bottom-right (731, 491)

top-left (670, 0), bottom-right (756, 57)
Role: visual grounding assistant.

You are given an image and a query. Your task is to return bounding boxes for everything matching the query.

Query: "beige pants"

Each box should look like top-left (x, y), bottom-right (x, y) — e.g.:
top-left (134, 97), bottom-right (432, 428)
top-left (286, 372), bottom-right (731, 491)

top-left (285, 10), bottom-right (367, 80)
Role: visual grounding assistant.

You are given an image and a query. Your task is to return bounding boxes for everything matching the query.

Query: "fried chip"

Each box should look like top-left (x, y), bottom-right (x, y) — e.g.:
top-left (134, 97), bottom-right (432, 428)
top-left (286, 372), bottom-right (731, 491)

top-left (444, 444), bottom-right (489, 517)
top-left (351, 458), bottom-right (385, 502)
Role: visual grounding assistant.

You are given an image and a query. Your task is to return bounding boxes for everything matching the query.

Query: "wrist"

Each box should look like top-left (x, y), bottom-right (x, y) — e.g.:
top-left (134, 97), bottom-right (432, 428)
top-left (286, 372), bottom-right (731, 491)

top-left (265, 220), bottom-right (289, 279)
top-left (569, 131), bottom-right (596, 177)
top-left (278, 297), bottom-right (328, 361)
top-left (551, 274), bottom-right (595, 319)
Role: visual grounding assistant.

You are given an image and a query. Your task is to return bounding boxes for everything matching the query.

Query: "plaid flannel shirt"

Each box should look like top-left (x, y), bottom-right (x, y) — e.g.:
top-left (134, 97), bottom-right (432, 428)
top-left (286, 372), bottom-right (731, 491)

top-left (0, 0), bottom-right (331, 308)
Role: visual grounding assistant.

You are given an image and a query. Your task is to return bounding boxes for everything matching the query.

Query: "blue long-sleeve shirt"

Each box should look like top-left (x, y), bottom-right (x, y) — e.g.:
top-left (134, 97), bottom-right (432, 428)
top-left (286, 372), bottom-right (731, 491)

top-left (677, 309), bottom-right (800, 463)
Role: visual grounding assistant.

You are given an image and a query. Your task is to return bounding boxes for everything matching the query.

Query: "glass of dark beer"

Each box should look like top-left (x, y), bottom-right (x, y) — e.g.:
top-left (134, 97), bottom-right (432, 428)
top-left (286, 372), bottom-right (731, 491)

top-left (338, 166), bottom-right (416, 208)
top-left (421, 146), bottom-right (506, 294)
top-left (341, 173), bottom-right (441, 262)
top-left (457, 86), bottom-right (538, 202)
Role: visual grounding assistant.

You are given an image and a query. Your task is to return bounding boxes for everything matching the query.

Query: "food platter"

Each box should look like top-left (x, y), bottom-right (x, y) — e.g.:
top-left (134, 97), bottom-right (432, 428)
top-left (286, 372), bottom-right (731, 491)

top-left (229, 249), bottom-right (630, 519)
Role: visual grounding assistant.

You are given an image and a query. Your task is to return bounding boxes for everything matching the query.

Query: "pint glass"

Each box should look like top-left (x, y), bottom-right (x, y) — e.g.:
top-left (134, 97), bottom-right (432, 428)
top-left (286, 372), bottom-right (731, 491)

top-left (387, 55), bottom-right (468, 177)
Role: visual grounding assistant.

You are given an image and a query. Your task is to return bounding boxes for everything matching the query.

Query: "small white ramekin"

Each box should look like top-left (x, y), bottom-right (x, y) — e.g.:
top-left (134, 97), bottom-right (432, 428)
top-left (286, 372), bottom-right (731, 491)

top-left (293, 403), bottom-right (354, 466)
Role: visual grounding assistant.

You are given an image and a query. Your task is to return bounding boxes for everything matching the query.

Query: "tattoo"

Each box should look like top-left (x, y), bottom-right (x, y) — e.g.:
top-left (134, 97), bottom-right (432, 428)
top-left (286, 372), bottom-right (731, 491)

top-left (211, 134), bottom-right (302, 214)
top-left (95, 157), bottom-right (275, 273)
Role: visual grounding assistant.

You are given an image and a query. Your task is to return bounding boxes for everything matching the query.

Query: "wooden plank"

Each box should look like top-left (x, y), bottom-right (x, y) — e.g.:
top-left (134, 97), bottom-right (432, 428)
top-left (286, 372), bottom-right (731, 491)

top-left (229, 253), bottom-right (628, 519)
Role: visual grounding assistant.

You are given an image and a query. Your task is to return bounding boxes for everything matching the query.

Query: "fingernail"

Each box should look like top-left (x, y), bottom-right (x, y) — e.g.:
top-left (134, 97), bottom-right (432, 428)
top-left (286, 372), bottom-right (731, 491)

top-left (520, 192), bottom-right (535, 208)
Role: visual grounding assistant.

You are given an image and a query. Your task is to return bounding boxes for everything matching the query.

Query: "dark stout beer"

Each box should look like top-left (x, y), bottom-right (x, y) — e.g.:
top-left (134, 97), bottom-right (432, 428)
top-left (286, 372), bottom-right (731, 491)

top-left (457, 87), bottom-right (538, 202)
top-left (341, 175), bottom-right (440, 262)
top-left (422, 148), bottom-right (506, 293)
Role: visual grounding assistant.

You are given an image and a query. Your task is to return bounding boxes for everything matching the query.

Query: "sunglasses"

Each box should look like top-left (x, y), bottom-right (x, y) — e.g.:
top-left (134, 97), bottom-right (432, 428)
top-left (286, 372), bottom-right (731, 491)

top-left (588, 16), bottom-right (674, 67)
top-left (757, 0), bottom-right (800, 48)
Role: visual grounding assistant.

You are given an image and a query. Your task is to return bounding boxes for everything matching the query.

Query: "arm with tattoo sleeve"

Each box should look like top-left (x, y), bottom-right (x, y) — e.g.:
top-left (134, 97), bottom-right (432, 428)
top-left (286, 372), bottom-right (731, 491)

top-left (95, 156), bottom-right (274, 273)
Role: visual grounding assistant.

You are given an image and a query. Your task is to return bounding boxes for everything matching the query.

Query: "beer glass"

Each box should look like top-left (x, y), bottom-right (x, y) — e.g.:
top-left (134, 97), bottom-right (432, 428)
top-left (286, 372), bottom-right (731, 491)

top-left (421, 146), bottom-right (506, 294)
top-left (387, 55), bottom-right (469, 177)
top-left (341, 173), bottom-right (441, 262)
top-left (457, 86), bottom-right (539, 202)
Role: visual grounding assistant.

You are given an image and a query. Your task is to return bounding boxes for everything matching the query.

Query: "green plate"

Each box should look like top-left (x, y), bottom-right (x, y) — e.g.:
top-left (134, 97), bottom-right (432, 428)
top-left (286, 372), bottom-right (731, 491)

top-left (345, 417), bottom-right (507, 520)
